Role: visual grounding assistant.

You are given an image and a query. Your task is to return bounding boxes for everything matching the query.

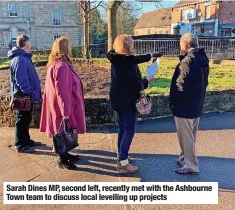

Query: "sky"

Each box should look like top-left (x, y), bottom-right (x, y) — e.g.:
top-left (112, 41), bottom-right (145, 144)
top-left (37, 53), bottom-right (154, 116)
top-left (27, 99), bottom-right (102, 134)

top-left (142, 1), bottom-right (179, 13)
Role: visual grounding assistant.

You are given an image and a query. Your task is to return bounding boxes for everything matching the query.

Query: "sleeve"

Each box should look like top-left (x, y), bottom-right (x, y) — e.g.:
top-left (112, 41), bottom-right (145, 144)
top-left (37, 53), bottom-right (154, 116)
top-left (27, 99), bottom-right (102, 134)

top-left (132, 54), bottom-right (152, 64)
top-left (54, 64), bottom-right (72, 117)
top-left (174, 58), bottom-right (195, 100)
top-left (14, 58), bottom-right (33, 95)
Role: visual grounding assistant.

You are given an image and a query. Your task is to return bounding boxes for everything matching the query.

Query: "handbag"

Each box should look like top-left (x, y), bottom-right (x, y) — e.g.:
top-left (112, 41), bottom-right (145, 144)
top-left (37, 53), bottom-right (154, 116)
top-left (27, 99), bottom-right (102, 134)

top-left (136, 85), bottom-right (152, 115)
top-left (10, 69), bottom-right (31, 112)
top-left (10, 95), bottom-right (31, 112)
top-left (135, 65), bottom-right (152, 115)
top-left (53, 118), bottom-right (79, 155)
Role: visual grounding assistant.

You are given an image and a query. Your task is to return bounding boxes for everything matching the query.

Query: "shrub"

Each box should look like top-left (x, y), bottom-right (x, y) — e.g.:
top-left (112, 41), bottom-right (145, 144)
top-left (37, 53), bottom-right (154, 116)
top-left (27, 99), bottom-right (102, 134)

top-left (72, 46), bottom-right (83, 58)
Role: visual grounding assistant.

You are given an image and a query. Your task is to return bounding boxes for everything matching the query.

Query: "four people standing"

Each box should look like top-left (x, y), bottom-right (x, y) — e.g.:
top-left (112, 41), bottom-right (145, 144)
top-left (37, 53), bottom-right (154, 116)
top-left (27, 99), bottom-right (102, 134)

top-left (9, 33), bottom-right (209, 174)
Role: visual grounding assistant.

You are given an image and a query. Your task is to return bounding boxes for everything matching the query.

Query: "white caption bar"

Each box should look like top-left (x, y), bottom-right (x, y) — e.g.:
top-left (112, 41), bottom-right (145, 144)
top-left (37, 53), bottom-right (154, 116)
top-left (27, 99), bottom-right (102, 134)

top-left (4, 182), bottom-right (218, 205)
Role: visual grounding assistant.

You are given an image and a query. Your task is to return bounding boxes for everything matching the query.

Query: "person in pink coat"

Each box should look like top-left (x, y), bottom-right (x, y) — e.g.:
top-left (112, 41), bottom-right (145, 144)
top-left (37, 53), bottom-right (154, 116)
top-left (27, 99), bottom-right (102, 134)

top-left (40, 36), bottom-right (86, 170)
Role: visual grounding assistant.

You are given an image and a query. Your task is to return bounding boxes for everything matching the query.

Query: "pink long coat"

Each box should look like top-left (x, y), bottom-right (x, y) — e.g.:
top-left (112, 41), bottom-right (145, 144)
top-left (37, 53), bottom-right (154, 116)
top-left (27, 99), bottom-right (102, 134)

top-left (40, 61), bottom-right (86, 138)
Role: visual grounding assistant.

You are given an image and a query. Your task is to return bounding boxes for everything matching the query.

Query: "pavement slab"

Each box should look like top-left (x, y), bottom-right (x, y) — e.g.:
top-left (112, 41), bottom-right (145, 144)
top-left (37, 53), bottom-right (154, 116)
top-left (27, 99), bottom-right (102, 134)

top-left (0, 112), bottom-right (235, 210)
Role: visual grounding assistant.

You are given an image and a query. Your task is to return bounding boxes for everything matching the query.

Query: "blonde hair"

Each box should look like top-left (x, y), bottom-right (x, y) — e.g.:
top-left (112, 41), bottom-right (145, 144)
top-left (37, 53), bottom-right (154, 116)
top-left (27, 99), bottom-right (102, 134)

top-left (47, 36), bottom-right (72, 68)
top-left (180, 33), bottom-right (199, 51)
top-left (113, 34), bottom-right (135, 55)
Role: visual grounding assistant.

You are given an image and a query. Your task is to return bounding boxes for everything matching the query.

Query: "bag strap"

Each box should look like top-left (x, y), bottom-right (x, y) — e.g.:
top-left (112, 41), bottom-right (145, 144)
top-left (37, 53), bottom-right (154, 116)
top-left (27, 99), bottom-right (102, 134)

top-left (58, 118), bottom-right (73, 134)
top-left (135, 67), bottom-right (145, 92)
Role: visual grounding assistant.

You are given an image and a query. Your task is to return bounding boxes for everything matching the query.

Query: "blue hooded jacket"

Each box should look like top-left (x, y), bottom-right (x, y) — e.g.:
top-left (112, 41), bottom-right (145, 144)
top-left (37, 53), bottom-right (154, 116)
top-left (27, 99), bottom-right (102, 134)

top-left (8, 47), bottom-right (41, 103)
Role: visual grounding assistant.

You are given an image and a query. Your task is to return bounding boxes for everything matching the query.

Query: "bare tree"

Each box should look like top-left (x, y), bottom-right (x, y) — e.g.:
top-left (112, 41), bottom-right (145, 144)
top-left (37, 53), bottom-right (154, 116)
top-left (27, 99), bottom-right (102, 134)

top-left (107, 0), bottom-right (123, 51)
top-left (79, 1), bottom-right (105, 59)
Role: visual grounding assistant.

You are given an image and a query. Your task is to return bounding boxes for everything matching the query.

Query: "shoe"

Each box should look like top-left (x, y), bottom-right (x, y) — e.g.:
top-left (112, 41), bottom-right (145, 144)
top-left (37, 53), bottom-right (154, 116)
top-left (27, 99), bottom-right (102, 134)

top-left (66, 153), bottom-right (80, 161)
top-left (14, 146), bottom-right (35, 153)
top-left (117, 155), bottom-right (132, 162)
top-left (175, 167), bottom-right (199, 174)
top-left (28, 140), bottom-right (42, 147)
top-left (176, 160), bottom-right (184, 167)
top-left (58, 160), bottom-right (77, 170)
top-left (117, 162), bottom-right (138, 174)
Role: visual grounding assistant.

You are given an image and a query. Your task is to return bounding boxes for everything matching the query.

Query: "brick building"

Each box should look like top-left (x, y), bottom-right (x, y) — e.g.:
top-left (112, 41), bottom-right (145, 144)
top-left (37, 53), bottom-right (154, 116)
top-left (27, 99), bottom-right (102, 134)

top-left (134, 8), bottom-right (172, 36)
top-left (172, 0), bottom-right (235, 37)
top-left (0, 0), bottom-right (82, 50)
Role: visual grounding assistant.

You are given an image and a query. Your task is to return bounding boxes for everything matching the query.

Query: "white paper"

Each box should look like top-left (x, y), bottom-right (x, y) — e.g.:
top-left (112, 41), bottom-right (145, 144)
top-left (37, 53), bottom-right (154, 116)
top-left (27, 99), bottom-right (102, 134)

top-left (146, 59), bottom-right (159, 80)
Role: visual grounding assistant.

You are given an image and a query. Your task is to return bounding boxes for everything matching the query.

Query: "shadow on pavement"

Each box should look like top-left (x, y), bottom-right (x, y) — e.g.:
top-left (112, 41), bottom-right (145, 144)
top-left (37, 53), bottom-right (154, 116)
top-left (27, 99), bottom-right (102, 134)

top-left (79, 150), bottom-right (235, 191)
top-left (87, 112), bottom-right (235, 134)
top-left (71, 149), bottom-right (139, 178)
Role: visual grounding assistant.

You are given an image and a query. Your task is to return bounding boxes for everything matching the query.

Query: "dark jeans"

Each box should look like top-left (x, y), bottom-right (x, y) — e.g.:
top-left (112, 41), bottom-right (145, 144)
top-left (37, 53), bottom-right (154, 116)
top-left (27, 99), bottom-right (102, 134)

top-left (117, 112), bottom-right (137, 161)
top-left (15, 107), bottom-right (32, 149)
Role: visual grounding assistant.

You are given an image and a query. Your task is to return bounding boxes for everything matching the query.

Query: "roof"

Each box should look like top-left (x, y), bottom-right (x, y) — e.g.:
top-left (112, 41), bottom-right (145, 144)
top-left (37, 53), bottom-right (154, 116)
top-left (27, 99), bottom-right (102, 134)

top-left (134, 8), bottom-right (172, 29)
top-left (173, 0), bottom-right (209, 8)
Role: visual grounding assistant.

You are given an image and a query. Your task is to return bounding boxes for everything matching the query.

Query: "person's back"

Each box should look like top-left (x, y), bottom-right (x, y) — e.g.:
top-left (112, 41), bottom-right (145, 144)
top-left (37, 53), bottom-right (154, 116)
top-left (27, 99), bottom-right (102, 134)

top-left (170, 48), bottom-right (209, 118)
top-left (107, 50), bottom-right (151, 113)
top-left (8, 47), bottom-right (41, 102)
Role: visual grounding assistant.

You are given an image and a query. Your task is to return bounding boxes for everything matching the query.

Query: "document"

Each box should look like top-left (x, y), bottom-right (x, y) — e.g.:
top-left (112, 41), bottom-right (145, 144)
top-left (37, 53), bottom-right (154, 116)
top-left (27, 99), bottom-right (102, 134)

top-left (146, 59), bottom-right (159, 80)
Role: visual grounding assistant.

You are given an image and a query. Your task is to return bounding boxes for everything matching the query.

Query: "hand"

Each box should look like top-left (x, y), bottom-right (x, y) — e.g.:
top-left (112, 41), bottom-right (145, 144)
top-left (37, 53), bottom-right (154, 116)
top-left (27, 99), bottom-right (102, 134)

top-left (152, 52), bottom-right (164, 58)
top-left (63, 116), bottom-right (69, 120)
top-left (148, 76), bottom-right (154, 83)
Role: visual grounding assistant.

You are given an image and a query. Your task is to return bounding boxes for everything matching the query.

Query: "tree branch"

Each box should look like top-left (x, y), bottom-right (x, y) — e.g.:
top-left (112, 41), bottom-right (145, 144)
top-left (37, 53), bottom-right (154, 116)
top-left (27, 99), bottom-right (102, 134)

top-left (88, 1), bottom-right (104, 13)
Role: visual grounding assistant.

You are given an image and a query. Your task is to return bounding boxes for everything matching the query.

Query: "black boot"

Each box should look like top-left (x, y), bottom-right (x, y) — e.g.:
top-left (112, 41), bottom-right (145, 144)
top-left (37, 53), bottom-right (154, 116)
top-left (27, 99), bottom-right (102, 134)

top-left (66, 152), bottom-right (80, 162)
top-left (58, 154), bottom-right (77, 170)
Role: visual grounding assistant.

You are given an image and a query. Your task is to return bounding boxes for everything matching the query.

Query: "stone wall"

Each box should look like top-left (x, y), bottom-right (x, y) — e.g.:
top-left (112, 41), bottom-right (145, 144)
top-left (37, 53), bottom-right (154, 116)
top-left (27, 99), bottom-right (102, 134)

top-left (1, 90), bottom-right (235, 128)
top-left (0, 1), bottom-right (82, 50)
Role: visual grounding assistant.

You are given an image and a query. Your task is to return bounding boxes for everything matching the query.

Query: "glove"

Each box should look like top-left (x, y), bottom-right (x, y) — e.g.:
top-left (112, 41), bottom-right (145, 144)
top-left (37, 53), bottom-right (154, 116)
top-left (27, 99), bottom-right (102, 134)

top-left (152, 52), bottom-right (164, 58)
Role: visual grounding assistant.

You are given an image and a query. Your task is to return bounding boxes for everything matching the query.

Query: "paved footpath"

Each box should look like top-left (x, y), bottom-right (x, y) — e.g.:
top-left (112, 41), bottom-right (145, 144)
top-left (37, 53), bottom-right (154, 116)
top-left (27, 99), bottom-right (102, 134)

top-left (0, 112), bottom-right (235, 210)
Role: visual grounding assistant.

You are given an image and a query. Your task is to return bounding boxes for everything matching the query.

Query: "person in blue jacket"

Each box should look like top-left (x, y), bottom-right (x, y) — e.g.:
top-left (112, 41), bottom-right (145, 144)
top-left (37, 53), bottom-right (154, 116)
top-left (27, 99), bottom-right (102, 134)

top-left (8, 34), bottom-right (41, 153)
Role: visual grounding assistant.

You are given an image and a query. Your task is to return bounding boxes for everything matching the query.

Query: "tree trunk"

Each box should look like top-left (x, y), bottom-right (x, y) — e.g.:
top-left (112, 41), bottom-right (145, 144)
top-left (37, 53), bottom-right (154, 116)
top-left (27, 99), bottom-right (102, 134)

top-left (107, 0), bottom-right (123, 51)
top-left (83, 2), bottom-right (91, 59)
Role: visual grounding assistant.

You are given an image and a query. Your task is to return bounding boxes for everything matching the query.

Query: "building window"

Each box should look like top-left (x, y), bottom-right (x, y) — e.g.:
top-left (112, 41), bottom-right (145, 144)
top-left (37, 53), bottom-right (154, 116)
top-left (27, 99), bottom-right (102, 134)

top-left (52, 10), bottom-right (61, 26)
top-left (53, 35), bottom-right (61, 41)
top-left (181, 9), bottom-right (185, 21)
top-left (225, 29), bottom-right (232, 37)
top-left (9, 2), bottom-right (17, 17)
top-left (205, 5), bottom-right (210, 19)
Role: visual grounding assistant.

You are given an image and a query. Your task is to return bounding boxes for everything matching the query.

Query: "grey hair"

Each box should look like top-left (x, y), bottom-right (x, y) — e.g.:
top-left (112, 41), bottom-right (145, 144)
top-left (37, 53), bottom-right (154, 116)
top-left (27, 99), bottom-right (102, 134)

top-left (180, 33), bottom-right (199, 49)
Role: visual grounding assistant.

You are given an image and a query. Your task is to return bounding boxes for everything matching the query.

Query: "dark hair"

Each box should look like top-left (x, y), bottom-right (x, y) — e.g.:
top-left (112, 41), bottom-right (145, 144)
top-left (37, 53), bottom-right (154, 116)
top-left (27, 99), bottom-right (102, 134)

top-left (16, 34), bottom-right (30, 48)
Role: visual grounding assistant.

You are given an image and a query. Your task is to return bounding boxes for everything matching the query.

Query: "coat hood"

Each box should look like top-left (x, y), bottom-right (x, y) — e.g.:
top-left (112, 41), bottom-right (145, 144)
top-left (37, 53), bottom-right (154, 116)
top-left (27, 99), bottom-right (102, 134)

top-left (7, 47), bottom-right (32, 60)
top-left (189, 48), bottom-right (209, 65)
top-left (107, 50), bottom-right (133, 64)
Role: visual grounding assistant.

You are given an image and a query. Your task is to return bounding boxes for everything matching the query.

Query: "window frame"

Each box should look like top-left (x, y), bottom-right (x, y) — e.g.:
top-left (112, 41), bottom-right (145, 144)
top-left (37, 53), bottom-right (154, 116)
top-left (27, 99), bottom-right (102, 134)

top-left (181, 9), bottom-right (185, 21)
top-left (53, 35), bottom-right (61, 41)
top-left (8, 2), bottom-right (17, 17)
top-left (205, 5), bottom-right (211, 19)
top-left (52, 10), bottom-right (61, 26)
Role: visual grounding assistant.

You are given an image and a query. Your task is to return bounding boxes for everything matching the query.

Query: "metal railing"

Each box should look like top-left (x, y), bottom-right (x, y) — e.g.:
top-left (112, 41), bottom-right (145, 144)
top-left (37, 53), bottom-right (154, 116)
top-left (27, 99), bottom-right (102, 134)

top-left (133, 39), bottom-right (235, 59)
top-left (86, 39), bottom-right (235, 59)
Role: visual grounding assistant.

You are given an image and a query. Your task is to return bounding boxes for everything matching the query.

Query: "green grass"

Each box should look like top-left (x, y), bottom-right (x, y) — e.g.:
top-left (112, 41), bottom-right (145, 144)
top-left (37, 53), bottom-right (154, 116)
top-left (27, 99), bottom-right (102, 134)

top-left (139, 58), bottom-right (235, 95)
top-left (1, 56), bottom-right (234, 95)
top-left (0, 60), bottom-right (10, 68)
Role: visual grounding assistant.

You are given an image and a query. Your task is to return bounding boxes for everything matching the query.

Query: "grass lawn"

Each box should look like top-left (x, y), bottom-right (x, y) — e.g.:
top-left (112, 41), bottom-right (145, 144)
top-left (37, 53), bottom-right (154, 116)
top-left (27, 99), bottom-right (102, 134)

top-left (1, 56), bottom-right (234, 95)
top-left (0, 60), bottom-right (10, 68)
top-left (139, 57), bottom-right (235, 95)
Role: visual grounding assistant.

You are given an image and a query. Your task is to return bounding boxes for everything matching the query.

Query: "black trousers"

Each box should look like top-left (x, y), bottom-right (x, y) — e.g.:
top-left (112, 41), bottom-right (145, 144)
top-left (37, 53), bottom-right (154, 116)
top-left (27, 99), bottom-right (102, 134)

top-left (15, 107), bottom-right (33, 149)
